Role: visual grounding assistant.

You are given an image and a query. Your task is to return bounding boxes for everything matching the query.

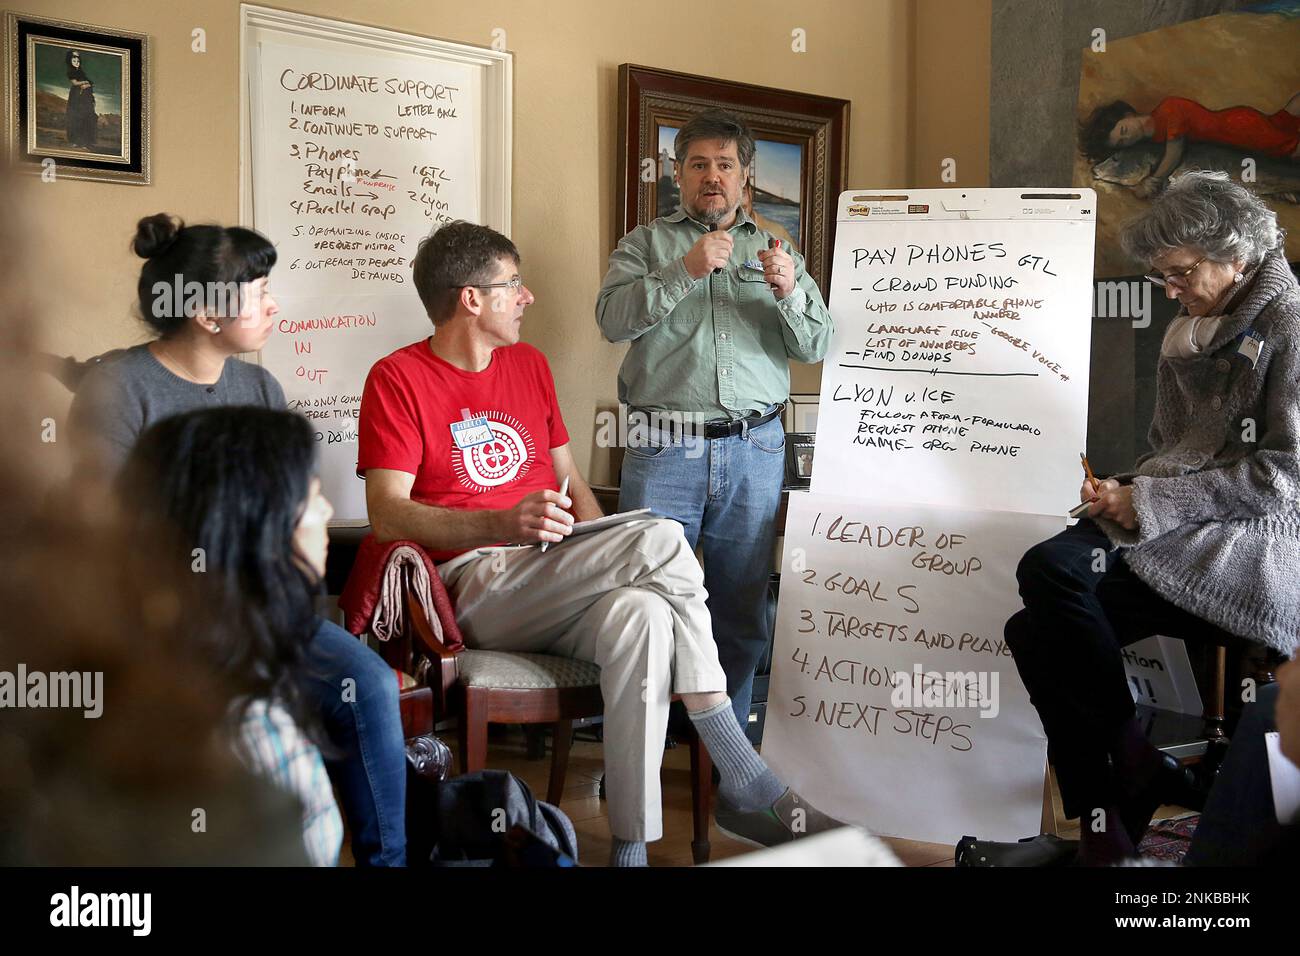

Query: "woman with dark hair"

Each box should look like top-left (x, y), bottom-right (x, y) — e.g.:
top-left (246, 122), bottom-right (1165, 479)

top-left (70, 214), bottom-right (409, 866)
top-left (122, 406), bottom-right (408, 866)
top-left (69, 213), bottom-right (285, 472)
top-left (1080, 92), bottom-right (1300, 199)
top-left (1004, 170), bottom-right (1300, 865)
top-left (64, 50), bottom-right (97, 149)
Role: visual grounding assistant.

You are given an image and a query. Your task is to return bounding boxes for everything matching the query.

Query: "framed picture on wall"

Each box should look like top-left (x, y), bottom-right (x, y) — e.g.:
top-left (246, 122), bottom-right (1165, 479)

top-left (617, 64), bottom-right (849, 290)
top-left (785, 393), bottom-right (820, 434)
top-left (4, 13), bottom-right (150, 184)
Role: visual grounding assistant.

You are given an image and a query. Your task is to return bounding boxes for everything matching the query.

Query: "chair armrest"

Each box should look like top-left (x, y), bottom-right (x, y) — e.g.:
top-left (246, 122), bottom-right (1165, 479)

top-left (404, 585), bottom-right (459, 717)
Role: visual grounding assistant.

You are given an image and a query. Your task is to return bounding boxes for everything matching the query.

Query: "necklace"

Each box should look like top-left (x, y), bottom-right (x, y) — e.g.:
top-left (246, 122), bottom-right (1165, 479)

top-left (151, 342), bottom-right (221, 385)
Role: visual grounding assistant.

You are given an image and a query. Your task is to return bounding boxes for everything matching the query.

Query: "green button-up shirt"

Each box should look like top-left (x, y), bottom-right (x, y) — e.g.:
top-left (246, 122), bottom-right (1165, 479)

top-left (596, 206), bottom-right (833, 419)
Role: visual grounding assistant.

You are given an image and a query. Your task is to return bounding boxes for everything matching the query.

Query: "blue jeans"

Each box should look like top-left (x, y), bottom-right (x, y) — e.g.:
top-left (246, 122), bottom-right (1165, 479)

top-left (302, 619), bottom-right (407, 866)
top-left (619, 411), bottom-right (784, 732)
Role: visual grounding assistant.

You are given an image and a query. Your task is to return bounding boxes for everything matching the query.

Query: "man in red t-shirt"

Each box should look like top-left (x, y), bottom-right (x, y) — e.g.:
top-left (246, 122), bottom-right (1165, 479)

top-left (358, 222), bottom-right (842, 865)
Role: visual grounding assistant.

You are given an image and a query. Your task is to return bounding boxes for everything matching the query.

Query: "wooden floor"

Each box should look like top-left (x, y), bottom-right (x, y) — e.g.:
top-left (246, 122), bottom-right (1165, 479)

top-left (341, 726), bottom-right (1191, 866)
top-left (467, 727), bottom-right (959, 867)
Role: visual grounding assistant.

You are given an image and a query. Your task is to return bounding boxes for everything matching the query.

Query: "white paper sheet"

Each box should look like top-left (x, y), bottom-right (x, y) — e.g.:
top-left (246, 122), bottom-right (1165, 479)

top-left (812, 191), bottom-right (1095, 517)
top-left (763, 491), bottom-right (1057, 845)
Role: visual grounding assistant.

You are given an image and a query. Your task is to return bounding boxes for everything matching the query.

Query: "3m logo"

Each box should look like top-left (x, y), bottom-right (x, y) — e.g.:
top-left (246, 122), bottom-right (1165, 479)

top-left (1082, 209), bottom-right (1092, 215)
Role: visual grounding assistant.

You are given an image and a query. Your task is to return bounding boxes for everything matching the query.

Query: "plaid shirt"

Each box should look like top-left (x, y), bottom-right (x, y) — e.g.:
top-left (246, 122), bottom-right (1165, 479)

top-left (235, 699), bottom-right (342, 867)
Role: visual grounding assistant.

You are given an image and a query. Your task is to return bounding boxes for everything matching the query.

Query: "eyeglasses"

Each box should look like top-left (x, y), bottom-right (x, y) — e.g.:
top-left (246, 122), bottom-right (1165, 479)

top-left (460, 277), bottom-right (523, 291)
top-left (1145, 256), bottom-right (1206, 289)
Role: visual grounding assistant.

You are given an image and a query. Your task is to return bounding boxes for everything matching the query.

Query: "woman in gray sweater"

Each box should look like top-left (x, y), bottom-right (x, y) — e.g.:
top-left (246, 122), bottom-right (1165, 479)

top-left (69, 214), bottom-right (285, 471)
top-left (1005, 170), bottom-right (1299, 865)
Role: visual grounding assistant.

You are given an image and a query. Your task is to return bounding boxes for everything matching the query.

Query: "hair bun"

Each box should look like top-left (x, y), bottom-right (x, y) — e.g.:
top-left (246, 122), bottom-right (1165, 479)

top-left (133, 213), bottom-right (183, 259)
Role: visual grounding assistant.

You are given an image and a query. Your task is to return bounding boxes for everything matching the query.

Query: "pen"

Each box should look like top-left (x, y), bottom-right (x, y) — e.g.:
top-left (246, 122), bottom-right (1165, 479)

top-left (540, 475), bottom-right (570, 553)
top-left (1080, 451), bottom-right (1100, 496)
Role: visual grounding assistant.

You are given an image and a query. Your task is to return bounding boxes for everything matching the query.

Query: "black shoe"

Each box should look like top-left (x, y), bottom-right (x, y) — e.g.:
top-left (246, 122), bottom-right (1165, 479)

top-left (955, 834), bottom-right (1078, 867)
top-left (714, 789), bottom-right (847, 848)
top-left (1119, 753), bottom-right (1198, 845)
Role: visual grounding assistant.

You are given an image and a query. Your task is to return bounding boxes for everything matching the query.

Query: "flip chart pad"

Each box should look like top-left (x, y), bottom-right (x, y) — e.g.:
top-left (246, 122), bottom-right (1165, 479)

top-left (813, 190), bottom-right (1096, 516)
top-left (762, 492), bottom-right (1059, 844)
top-left (241, 7), bottom-right (511, 521)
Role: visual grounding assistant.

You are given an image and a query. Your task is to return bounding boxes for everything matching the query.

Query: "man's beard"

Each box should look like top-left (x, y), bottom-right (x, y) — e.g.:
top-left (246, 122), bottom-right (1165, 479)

top-left (693, 197), bottom-right (734, 226)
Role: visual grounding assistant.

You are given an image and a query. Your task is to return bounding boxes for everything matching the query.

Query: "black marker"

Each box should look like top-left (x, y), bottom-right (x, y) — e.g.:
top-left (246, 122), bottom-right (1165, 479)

top-left (710, 223), bottom-right (723, 274)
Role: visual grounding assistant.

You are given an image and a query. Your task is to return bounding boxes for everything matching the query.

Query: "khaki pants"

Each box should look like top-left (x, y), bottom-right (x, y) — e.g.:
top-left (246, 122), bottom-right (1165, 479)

top-left (439, 518), bottom-right (727, 842)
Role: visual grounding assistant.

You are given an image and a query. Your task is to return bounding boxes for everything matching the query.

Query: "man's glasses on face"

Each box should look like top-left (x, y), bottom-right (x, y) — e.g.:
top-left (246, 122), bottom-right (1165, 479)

top-left (1145, 256), bottom-right (1206, 289)
top-left (460, 276), bottom-right (523, 291)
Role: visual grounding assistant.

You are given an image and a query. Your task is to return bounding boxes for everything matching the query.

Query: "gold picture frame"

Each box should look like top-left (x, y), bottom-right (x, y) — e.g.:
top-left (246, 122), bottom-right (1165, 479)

top-left (4, 12), bottom-right (150, 184)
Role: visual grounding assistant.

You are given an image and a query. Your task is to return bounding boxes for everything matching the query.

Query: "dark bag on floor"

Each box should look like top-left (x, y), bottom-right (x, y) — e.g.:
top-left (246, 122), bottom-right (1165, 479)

top-left (408, 768), bottom-right (579, 867)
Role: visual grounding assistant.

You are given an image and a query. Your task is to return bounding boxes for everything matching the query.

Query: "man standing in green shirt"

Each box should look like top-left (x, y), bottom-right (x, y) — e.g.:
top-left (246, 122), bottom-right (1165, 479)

top-left (596, 108), bottom-right (833, 735)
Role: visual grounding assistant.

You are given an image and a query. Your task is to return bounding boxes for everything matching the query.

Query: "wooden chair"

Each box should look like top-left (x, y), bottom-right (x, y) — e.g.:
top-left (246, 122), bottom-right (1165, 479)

top-left (378, 559), bottom-right (716, 864)
top-left (1195, 632), bottom-right (1285, 778)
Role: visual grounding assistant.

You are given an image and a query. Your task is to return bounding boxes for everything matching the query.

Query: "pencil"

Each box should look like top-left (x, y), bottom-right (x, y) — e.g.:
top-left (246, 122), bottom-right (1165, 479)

top-left (540, 475), bottom-right (570, 553)
top-left (1080, 452), bottom-right (1100, 495)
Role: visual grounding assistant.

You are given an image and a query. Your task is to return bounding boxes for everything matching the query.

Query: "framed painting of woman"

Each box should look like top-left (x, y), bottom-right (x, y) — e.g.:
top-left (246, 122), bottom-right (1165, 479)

top-left (4, 13), bottom-right (150, 184)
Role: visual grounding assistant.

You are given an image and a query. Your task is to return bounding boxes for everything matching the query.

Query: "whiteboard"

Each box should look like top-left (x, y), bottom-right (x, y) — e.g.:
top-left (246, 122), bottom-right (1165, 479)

top-left (812, 188), bottom-right (1095, 517)
top-left (240, 5), bottom-right (511, 523)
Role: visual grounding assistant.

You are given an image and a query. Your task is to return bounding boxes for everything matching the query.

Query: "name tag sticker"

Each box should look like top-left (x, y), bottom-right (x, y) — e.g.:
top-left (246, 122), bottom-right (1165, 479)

top-left (450, 417), bottom-right (493, 449)
top-left (1238, 331), bottom-right (1263, 369)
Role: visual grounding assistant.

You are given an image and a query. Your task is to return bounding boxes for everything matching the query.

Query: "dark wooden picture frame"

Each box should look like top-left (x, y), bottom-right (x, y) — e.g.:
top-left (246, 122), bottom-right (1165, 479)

top-left (4, 12), bottom-right (150, 184)
top-left (617, 64), bottom-right (849, 289)
top-left (784, 432), bottom-right (816, 489)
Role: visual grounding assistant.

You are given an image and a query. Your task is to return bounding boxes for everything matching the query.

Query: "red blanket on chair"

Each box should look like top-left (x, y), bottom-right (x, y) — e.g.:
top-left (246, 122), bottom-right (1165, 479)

top-left (339, 535), bottom-right (465, 652)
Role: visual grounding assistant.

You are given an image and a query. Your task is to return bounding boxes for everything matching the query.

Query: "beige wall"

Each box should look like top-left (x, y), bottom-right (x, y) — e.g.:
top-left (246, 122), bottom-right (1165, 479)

top-left (21, 0), bottom-right (989, 483)
top-left (912, 0), bottom-right (991, 188)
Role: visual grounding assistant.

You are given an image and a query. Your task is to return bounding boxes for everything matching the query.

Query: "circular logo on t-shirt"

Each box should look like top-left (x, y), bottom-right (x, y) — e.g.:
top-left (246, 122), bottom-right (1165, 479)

top-left (452, 411), bottom-right (535, 492)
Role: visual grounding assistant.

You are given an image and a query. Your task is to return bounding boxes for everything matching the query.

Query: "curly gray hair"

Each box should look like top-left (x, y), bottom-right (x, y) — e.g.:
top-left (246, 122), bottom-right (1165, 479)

top-left (1121, 169), bottom-right (1283, 268)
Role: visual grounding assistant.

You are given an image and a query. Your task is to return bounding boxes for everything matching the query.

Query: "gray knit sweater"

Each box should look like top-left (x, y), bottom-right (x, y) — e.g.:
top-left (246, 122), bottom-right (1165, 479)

top-left (1097, 250), bottom-right (1300, 654)
top-left (68, 344), bottom-right (286, 473)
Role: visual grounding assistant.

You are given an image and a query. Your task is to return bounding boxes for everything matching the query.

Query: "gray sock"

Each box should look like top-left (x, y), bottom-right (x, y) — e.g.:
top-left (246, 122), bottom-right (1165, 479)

top-left (610, 837), bottom-right (648, 867)
top-left (688, 698), bottom-right (787, 811)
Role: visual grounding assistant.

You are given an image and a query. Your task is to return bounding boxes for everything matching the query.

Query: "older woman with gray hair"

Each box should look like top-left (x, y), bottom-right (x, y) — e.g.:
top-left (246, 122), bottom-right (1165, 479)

top-left (1004, 169), bottom-right (1299, 865)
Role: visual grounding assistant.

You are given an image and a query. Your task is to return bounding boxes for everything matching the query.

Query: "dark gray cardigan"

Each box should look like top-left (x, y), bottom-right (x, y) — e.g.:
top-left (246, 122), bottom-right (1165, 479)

top-left (1099, 250), bottom-right (1300, 654)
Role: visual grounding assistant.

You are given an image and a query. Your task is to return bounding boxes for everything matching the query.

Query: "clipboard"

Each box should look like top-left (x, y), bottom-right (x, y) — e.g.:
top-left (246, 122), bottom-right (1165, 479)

top-left (475, 508), bottom-right (659, 555)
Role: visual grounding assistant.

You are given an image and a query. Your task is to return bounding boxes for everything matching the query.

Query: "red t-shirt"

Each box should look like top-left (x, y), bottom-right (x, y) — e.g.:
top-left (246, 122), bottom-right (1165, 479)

top-left (1151, 96), bottom-right (1300, 158)
top-left (357, 339), bottom-right (570, 560)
